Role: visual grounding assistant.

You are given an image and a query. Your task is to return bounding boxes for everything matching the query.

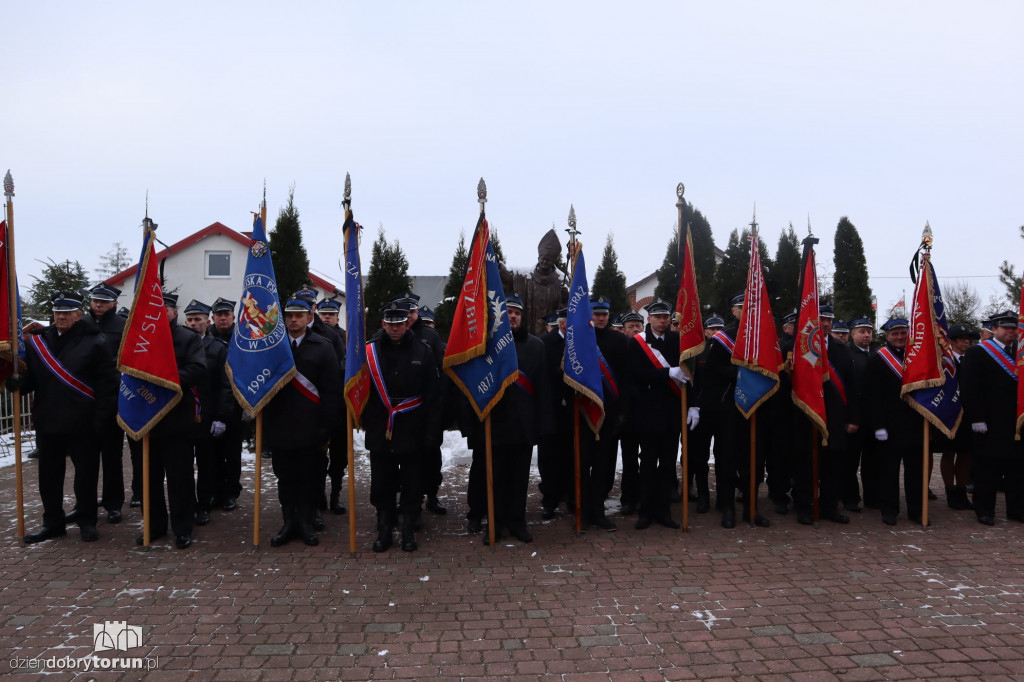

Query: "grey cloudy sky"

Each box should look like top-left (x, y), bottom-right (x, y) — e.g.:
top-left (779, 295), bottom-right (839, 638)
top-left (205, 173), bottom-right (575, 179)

top-left (6, 1), bottom-right (1022, 317)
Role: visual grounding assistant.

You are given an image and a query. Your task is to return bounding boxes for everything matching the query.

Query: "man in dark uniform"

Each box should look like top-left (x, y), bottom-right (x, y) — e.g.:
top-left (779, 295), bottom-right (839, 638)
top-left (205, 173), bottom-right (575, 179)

top-left (766, 310), bottom-right (796, 515)
top-left (418, 306), bottom-right (436, 329)
top-left (539, 308), bottom-right (574, 518)
top-left (937, 324), bottom-right (976, 510)
top-left (182, 300), bottom-right (233, 527)
top-left (961, 311), bottom-right (1021, 525)
top-left (265, 294), bottom-right (343, 547)
top-left (465, 294), bottom-right (547, 542)
top-left (627, 299), bottom-right (687, 529)
top-left (84, 283), bottom-right (127, 524)
top-left (15, 292), bottom-right (118, 543)
top-left (866, 317), bottom-right (924, 525)
top-left (138, 293), bottom-right (207, 548)
top-left (617, 310), bottom-right (645, 515)
top-left (316, 295), bottom-right (349, 515)
top-left (208, 296), bottom-right (244, 511)
top-left (363, 300), bottom-right (440, 552)
top-left (847, 315), bottom-right (876, 510)
top-left (687, 315), bottom-right (724, 514)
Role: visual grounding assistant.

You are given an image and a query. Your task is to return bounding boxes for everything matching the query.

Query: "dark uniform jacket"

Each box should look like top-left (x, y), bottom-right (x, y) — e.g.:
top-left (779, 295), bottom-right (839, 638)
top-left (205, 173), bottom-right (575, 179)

top-left (695, 321), bottom-right (738, 411)
top-left (264, 332), bottom-right (343, 452)
top-left (362, 329), bottom-right (440, 455)
top-left (594, 325), bottom-right (629, 431)
top-left (152, 323), bottom-right (208, 435)
top-left (194, 333), bottom-right (234, 437)
top-left (626, 324), bottom-right (682, 434)
top-left (88, 307), bottom-right (126, 353)
top-left (961, 339), bottom-right (1019, 458)
top-left (541, 330), bottom-right (572, 436)
top-left (310, 317), bottom-right (345, 367)
top-left (21, 319), bottom-right (118, 435)
top-left (865, 343), bottom-right (922, 450)
top-left (823, 336), bottom-right (857, 450)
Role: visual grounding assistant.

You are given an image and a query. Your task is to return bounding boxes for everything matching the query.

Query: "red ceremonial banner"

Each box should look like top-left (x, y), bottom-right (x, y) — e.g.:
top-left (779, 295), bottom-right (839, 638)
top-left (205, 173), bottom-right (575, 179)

top-left (443, 214), bottom-right (490, 368)
top-left (791, 241), bottom-right (828, 442)
top-left (676, 224), bottom-right (704, 378)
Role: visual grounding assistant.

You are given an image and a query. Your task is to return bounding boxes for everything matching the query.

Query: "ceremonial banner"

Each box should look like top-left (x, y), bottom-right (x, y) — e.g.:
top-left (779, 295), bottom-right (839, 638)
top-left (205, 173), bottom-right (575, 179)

top-left (791, 239), bottom-right (828, 441)
top-left (900, 254), bottom-right (962, 439)
top-left (117, 227), bottom-right (181, 439)
top-left (0, 221), bottom-right (25, 382)
top-left (1017, 280), bottom-right (1024, 439)
top-left (564, 247), bottom-right (604, 433)
top-left (225, 214), bottom-right (296, 413)
top-left (732, 231), bottom-right (782, 418)
top-left (443, 214), bottom-right (518, 420)
top-left (675, 222), bottom-right (704, 378)
top-left (342, 209), bottom-right (370, 420)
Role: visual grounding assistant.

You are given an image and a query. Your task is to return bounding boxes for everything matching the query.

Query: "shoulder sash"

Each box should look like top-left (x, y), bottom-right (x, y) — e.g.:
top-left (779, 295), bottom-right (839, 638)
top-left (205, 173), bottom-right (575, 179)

top-left (515, 370), bottom-right (535, 395)
top-left (876, 347), bottom-right (904, 380)
top-left (366, 341), bottom-right (423, 439)
top-left (980, 339), bottom-right (1017, 381)
top-left (827, 357), bottom-right (847, 405)
top-left (633, 334), bottom-right (681, 398)
top-left (711, 330), bottom-right (735, 354)
top-left (290, 371), bottom-right (322, 405)
top-left (28, 334), bottom-right (95, 400)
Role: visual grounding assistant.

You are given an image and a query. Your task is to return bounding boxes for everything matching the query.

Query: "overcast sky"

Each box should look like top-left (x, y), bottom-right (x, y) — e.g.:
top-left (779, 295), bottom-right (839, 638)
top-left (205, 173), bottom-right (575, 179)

top-left (5, 1), bottom-right (1021, 318)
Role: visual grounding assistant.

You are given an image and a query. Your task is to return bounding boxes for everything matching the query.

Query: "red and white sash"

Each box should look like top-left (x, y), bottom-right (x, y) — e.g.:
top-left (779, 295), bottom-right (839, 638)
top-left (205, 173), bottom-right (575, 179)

top-left (515, 371), bottom-right (535, 395)
top-left (290, 371), bottom-right (321, 405)
top-left (979, 339), bottom-right (1017, 381)
top-left (366, 342), bottom-right (423, 439)
top-left (633, 334), bottom-right (681, 397)
top-left (711, 330), bottom-right (735, 354)
top-left (28, 334), bottom-right (95, 400)
top-left (876, 347), bottom-right (904, 379)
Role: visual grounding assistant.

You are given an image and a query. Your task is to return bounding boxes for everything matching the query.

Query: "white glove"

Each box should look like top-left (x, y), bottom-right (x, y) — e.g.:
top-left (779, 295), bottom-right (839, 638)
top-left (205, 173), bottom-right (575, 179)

top-left (687, 407), bottom-right (700, 430)
top-left (972, 422), bottom-right (988, 434)
top-left (210, 420), bottom-right (227, 438)
top-left (668, 366), bottom-right (688, 384)
top-left (874, 429), bottom-right (888, 442)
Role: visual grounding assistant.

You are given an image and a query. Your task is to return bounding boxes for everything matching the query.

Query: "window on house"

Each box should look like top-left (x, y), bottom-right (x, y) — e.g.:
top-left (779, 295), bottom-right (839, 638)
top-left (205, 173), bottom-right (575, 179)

top-left (206, 251), bottom-right (231, 278)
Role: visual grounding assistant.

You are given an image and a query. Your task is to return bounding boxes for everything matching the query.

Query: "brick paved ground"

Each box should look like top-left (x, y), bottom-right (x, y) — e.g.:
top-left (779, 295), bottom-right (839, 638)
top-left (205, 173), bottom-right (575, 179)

top-left (2, 443), bottom-right (1024, 681)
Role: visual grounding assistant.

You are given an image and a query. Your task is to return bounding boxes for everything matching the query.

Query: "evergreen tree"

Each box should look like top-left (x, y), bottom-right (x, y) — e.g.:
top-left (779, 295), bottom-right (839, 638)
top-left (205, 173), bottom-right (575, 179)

top-left (434, 230), bottom-right (469, 339)
top-left (710, 227), bottom-right (772, 319)
top-left (768, 224), bottom-right (801, 319)
top-left (94, 241), bottom-right (132, 282)
top-left (490, 226), bottom-right (507, 267)
top-left (363, 225), bottom-right (413, 331)
top-left (27, 259), bottom-right (91, 318)
top-left (995, 225), bottom-right (1024, 308)
top-left (268, 185), bottom-right (311, 298)
top-left (590, 233), bottom-right (630, 314)
top-left (832, 216), bottom-right (873, 323)
top-left (654, 202), bottom-right (717, 310)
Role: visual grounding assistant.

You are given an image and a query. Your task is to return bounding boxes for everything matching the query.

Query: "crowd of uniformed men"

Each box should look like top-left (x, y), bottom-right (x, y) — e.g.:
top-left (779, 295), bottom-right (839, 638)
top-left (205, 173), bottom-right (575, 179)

top-left (10, 281), bottom-right (1023, 551)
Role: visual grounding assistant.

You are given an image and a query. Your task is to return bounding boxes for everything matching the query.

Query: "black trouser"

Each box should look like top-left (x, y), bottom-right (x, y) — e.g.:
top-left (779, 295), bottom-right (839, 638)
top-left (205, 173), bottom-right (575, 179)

top-left (839, 445), bottom-right (862, 506)
top-left (860, 439), bottom-right (882, 508)
top-left (421, 437), bottom-right (443, 500)
top-left (147, 433), bottom-right (196, 537)
top-left (214, 420), bottom-right (244, 502)
top-left (327, 423), bottom-right (348, 497)
top-left (129, 435), bottom-right (143, 501)
top-left (97, 420), bottom-right (125, 512)
top-left (710, 404), bottom-right (753, 510)
top-left (637, 432), bottom-right (679, 520)
top-left (879, 442), bottom-right (923, 520)
top-left (194, 437), bottom-right (217, 511)
top-left (370, 447), bottom-right (422, 519)
top-left (580, 419), bottom-right (618, 520)
top-left (35, 431), bottom-right (100, 529)
top-left (467, 443), bottom-right (532, 528)
top-left (538, 428), bottom-right (573, 511)
top-left (972, 453), bottom-right (1024, 520)
top-left (618, 435), bottom-right (640, 506)
top-left (687, 420), bottom-right (712, 499)
top-left (271, 447), bottom-right (326, 519)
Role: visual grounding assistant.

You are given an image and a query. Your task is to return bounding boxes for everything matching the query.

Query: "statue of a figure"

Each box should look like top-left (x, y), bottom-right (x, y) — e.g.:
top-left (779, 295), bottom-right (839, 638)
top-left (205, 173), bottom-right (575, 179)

top-left (502, 228), bottom-right (568, 336)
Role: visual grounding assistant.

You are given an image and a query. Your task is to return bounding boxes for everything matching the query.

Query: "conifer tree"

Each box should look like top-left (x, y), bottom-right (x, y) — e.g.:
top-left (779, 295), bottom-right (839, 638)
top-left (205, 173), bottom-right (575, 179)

top-left (268, 186), bottom-right (311, 298)
top-left (591, 233), bottom-right (630, 314)
top-left (94, 242), bottom-right (132, 281)
top-left (363, 225), bottom-right (413, 331)
top-left (654, 202), bottom-right (716, 309)
top-left (768, 224), bottom-right (801, 319)
top-left (27, 259), bottom-right (91, 318)
top-left (434, 230), bottom-right (468, 339)
top-left (711, 228), bottom-right (772, 319)
top-left (832, 216), bottom-right (873, 323)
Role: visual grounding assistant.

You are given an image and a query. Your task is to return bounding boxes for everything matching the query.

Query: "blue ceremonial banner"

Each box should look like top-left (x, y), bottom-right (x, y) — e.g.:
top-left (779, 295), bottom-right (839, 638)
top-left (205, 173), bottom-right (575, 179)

top-left (343, 209), bottom-right (370, 420)
top-left (117, 226), bottom-right (182, 440)
top-left (444, 216), bottom-right (518, 420)
top-left (901, 256), bottom-right (962, 438)
top-left (564, 247), bottom-right (604, 433)
top-left (735, 368), bottom-right (779, 417)
top-left (225, 214), bottom-right (296, 414)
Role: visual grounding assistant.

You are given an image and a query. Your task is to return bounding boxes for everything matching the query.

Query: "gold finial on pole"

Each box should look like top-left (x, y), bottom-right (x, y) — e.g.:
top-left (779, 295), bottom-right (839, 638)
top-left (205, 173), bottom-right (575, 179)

top-left (477, 177), bottom-right (487, 213)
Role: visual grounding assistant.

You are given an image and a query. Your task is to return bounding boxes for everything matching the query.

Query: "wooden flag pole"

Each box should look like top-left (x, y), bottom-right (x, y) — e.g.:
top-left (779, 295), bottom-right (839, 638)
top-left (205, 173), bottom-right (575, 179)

top-left (680, 389), bottom-right (689, 532)
top-left (4, 173), bottom-right (25, 538)
top-left (812, 428), bottom-right (820, 522)
top-left (347, 411), bottom-right (357, 553)
top-left (485, 415), bottom-right (496, 547)
top-left (748, 412), bottom-right (757, 524)
top-left (253, 412), bottom-right (263, 547)
top-left (573, 395), bottom-right (582, 533)
top-left (142, 434), bottom-right (151, 546)
top-left (921, 419), bottom-right (930, 528)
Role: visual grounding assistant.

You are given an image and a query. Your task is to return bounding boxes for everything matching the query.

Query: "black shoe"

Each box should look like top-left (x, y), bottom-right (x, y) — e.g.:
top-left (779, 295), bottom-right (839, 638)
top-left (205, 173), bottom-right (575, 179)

top-left (79, 524), bottom-right (99, 542)
top-left (797, 511), bottom-right (814, 525)
top-left (26, 448), bottom-right (39, 459)
top-left (174, 534), bottom-right (191, 549)
top-left (425, 495), bottom-right (447, 515)
top-left (129, 497), bottom-right (142, 508)
top-left (882, 515), bottom-right (898, 526)
top-left (330, 494), bottom-right (346, 515)
top-left (106, 508), bottom-right (121, 524)
top-left (373, 526), bottom-right (393, 552)
top-left (721, 507), bottom-right (736, 529)
top-left (401, 529), bottom-right (418, 552)
top-left (300, 530), bottom-right (319, 547)
top-left (195, 510), bottom-right (211, 526)
top-left (270, 525), bottom-right (295, 547)
top-left (541, 506), bottom-right (556, 520)
top-left (749, 512), bottom-right (771, 528)
top-left (467, 516), bottom-right (483, 534)
top-left (24, 526), bottom-right (66, 544)
top-left (135, 532), bottom-right (167, 545)
top-left (634, 515), bottom-right (653, 530)
top-left (656, 515), bottom-right (681, 529)
top-left (222, 497), bottom-right (238, 512)
top-left (927, 488), bottom-right (938, 501)
top-left (590, 516), bottom-right (618, 532)
top-left (977, 515), bottom-right (995, 526)
top-left (311, 512), bottom-right (325, 532)
top-left (843, 501), bottom-right (863, 513)
top-left (822, 511), bottom-right (850, 525)
top-left (508, 524), bottom-right (533, 543)
top-left (64, 507), bottom-right (80, 524)
top-left (619, 503), bottom-right (636, 516)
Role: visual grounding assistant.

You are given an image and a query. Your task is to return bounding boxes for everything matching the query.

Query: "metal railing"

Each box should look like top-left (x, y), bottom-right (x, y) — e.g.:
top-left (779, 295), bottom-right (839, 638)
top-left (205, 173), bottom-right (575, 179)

top-left (0, 390), bottom-right (35, 456)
